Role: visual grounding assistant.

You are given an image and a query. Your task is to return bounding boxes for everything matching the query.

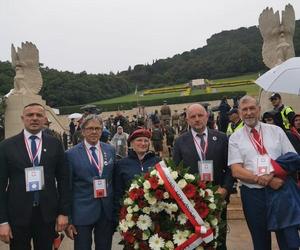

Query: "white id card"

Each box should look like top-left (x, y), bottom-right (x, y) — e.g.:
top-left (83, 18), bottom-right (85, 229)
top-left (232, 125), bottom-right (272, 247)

top-left (93, 178), bottom-right (107, 198)
top-left (117, 139), bottom-right (122, 146)
top-left (198, 160), bottom-right (214, 181)
top-left (25, 166), bottom-right (45, 192)
top-left (256, 155), bottom-right (271, 176)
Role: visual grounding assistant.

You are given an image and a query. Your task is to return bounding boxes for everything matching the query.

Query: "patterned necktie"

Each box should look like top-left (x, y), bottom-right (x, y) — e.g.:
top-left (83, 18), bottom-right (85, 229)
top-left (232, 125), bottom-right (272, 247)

top-left (197, 133), bottom-right (206, 160)
top-left (90, 146), bottom-right (99, 175)
top-left (29, 135), bottom-right (39, 166)
top-left (251, 128), bottom-right (266, 155)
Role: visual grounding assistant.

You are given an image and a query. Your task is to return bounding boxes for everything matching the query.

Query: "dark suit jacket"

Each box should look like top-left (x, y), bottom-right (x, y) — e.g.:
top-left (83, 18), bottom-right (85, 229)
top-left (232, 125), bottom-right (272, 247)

top-left (65, 141), bottom-right (116, 226)
top-left (0, 131), bottom-right (70, 225)
top-left (173, 129), bottom-right (234, 194)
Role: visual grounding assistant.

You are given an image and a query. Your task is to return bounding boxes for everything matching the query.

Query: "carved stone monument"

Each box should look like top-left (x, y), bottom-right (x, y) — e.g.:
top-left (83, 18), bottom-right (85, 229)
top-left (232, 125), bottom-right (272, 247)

top-left (258, 4), bottom-right (300, 113)
top-left (4, 42), bottom-right (67, 138)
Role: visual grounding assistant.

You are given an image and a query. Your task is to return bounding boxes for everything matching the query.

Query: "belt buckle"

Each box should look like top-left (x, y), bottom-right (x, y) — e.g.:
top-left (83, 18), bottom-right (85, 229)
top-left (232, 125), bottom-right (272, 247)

top-left (33, 201), bottom-right (39, 207)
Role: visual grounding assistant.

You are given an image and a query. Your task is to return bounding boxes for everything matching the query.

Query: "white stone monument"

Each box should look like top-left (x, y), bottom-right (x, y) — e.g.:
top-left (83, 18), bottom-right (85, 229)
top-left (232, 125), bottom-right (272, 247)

top-left (258, 4), bottom-right (300, 113)
top-left (4, 42), bottom-right (67, 138)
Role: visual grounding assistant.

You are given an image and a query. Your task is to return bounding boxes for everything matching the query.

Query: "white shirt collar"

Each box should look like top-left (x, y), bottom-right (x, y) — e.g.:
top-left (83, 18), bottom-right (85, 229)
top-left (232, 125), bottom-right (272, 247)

top-left (23, 129), bottom-right (42, 140)
top-left (191, 127), bottom-right (208, 138)
top-left (84, 139), bottom-right (100, 150)
top-left (244, 121), bottom-right (261, 133)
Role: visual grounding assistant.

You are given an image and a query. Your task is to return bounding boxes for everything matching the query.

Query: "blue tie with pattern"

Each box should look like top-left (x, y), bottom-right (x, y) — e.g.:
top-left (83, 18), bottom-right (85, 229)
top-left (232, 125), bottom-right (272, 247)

top-left (90, 146), bottom-right (99, 175)
top-left (29, 135), bottom-right (40, 205)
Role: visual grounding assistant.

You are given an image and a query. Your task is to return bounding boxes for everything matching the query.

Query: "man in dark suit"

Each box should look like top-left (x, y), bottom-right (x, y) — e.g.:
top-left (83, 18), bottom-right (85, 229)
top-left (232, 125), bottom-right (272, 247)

top-left (0, 103), bottom-right (70, 250)
top-left (173, 103), bottom-right (234, 250)
top-left (65, 114), bottom-right (116, 250)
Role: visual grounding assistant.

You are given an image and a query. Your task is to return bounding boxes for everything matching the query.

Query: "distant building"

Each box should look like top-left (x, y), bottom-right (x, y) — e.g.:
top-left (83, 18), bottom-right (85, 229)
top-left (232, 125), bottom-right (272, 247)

top-left (188, 79), bottom-right (207, 89)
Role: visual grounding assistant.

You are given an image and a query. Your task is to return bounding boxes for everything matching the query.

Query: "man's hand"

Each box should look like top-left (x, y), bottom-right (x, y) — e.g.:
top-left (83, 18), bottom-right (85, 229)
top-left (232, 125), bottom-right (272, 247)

top-left (55, 215), bottom-right (68, 232)
top-left (269, 177), bottom-right (284, 190)
top-left (65, 224), bottom-right (77, 240)
top-left (0, 224), bottom-right (13, 244)
top-left (257, 174), bottom-right (274, 186)
top-left (216, 187), bottom-right (228, 199)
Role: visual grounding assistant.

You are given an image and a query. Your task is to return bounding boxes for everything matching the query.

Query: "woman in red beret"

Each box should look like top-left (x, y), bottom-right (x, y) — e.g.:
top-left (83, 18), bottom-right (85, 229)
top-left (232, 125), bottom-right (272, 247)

top-left (114, 128), bottom-right (160, 213)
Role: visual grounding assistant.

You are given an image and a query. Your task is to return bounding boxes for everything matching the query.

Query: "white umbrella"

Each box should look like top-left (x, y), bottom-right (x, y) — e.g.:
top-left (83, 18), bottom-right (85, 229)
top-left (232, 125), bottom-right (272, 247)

top-left (68, 113), bottom-right (82, 119)
top-left (255, 57), bottom-right (300, 95)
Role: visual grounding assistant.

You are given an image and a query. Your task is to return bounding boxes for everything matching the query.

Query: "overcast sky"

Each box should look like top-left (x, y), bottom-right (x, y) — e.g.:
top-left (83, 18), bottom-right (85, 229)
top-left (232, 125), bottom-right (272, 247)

top-left (0, 0), bottom-right (299, 74)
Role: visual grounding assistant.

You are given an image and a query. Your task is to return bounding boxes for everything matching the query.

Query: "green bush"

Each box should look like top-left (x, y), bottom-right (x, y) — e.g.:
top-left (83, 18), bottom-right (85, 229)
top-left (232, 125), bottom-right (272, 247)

top-left (59, 90), bottom-right (246, 114)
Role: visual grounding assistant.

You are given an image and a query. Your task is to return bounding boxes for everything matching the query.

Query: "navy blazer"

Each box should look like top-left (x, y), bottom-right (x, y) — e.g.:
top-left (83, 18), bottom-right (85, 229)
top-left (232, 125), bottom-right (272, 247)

top-left (65, 141), bottom-right (116, 226)
top-left (173, 129), bottom-right (234, 194)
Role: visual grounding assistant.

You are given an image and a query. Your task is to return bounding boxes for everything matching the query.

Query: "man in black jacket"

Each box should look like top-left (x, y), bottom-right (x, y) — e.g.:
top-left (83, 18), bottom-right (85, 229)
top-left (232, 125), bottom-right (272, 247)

top-left (0, 103), bottom-right (70, 250)
top-left (173, 103), bottom-right (234, 250)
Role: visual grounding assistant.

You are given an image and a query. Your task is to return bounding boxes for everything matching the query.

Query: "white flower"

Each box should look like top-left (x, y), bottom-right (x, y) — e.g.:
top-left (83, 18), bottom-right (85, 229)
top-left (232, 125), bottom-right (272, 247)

top-left (165, 241), bottom-right (175, 249)
top-left (134, 242), bottom-right (139, 249)
top-left (208, 197), bottom-right (215, 203)
top-left (196, 246), bottom-right (204, 250)
top-left (170, 203), bottom-right (178, 212)
top-left (124, 198), bottom-right (133, 205)
top-left (178, 179), bottom-right (187, 188)
top-left (158, 176), bottom-right (164, 185)
top-left (119, 219), bottom-right (128, 232)
top-left (132, 205), bottom-right (139, 212)
top-left (210, 218), bottom-right (218, 226)
top-left (150, 202), bottom-right (161, 213)
top-left (129, 183), bottom-right (139, 191)
top-left (177, 213), bottom-right (188, 225)
top-left (163, 192), bottom-right (169, 199)
top-left (184, 173), bottom-right (195, 181)
top-left (148, 196), bottom-right (157, 205)
top-left (150, 169), bottom-right (158, 176)
top-left (142, 207), bottom-right (151, 214)
top-left (171, 171), bottom-right (178, 180)
top-left (205, 189), bottom-right (213, 196)
top-left (143, 180), bottom-right (151, 189)
top-left (209, 203), bottom-right (216, 210)
top-left (127, 206), bottom-right (133, 214)
top-left (149, 234), bottom-right (165, 250)
top-left (183, 230), bottom-right (190, 237)
top-left (137, 214), bottom-right (152, 230)
top-left (127, 220), bottom-right (135, 228)
top-left (200, 189), bottom-right (205, 197)
top-left (173, 230), bottom-right (188, 245)
top-left (125, 213), bottom-right (132, 221)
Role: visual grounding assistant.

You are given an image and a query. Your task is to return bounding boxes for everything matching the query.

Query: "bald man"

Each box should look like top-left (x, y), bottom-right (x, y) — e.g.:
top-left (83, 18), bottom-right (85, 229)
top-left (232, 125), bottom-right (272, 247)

top-left (173, 103), bottom-right (234, 250)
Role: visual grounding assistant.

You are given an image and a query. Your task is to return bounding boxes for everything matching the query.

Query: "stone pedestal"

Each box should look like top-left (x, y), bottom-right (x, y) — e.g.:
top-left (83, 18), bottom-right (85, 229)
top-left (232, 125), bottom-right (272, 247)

top-left (259, 89), bottom-right (300, 114)
top-left (4, 95), bottom-right (67, 139)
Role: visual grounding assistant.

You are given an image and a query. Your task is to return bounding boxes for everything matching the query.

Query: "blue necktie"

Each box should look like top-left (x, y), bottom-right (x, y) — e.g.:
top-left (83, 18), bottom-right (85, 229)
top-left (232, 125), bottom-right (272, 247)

top-left (90, 146), bottom-right (99, 175)
top-left (29, 135), bottom-right (39, 166)
top-left (29, 135), bottom-right (40, 205)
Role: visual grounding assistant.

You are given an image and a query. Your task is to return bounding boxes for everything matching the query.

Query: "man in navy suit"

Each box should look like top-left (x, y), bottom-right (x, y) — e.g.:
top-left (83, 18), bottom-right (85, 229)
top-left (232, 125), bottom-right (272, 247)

top-left (173, 103), bottom-right (234, 250)
top-left (65, 114), bottom-right (116, 250)
top-left (0, 103), bottom-right (70, 250)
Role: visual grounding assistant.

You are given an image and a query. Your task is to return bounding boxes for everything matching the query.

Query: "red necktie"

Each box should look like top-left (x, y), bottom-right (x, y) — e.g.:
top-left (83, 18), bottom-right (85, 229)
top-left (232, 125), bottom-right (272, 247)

top-left (251, 128), bottom-right (266, 155)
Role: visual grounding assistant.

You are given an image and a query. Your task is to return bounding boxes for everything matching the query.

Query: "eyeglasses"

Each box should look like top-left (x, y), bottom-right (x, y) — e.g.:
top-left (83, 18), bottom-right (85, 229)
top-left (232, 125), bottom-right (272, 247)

top-left (84, 127), bottom-right (102, 132)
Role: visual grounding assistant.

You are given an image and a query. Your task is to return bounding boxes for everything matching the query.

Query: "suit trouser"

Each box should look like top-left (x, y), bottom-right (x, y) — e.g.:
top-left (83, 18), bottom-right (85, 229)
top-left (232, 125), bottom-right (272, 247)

top-left (10, 206), bottom-right (55, 250)
top-left (240, 185), bottom-right (299, 250)
top-left (74, 212), bottom-right (113, 250)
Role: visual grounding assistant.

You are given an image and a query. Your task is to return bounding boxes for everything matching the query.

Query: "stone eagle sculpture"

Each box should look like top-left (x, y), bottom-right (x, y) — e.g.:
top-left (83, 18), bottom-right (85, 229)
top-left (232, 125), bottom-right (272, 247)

top-left (10, 42), bottom-right (43, 95)
top-left (259, 4), bottom-right (295, 69)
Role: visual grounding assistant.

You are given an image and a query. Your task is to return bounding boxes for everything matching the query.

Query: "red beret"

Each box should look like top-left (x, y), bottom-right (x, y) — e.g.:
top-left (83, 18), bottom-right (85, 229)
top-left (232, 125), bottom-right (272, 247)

top-left (128, 128), bottom-right (151, 143)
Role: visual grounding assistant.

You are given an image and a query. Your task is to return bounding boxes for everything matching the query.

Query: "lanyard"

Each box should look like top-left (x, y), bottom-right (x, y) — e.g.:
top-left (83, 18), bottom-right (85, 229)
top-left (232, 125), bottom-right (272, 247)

top-left (193, 134), bottom-right (208, 161)
top-left (245, 127), bottom-right (266, 155)
top-left (24, 135), bottom-right (42, 166)
top-left (85, 143), bottom-right (104, 175)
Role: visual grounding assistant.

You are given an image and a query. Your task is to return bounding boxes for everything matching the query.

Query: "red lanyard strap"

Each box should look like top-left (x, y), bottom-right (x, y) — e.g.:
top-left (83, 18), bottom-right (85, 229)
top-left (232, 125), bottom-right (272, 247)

top-left (24, 135), bottom-right (42, 165)
top-left (85, 143), bottom-right (103, 175)
top-left (193, 134), bottom-right (208, 161)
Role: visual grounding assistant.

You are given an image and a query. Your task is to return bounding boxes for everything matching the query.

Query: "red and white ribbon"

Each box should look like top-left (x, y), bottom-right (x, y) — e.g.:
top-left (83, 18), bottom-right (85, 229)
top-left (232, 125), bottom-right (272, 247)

top-left (155, 161), bottom-right (214, 250)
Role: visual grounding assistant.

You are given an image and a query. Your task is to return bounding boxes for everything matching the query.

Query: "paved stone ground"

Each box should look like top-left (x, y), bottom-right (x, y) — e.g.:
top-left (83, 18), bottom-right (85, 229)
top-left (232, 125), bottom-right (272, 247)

top-left (0, 219), bottom-right (280, 250)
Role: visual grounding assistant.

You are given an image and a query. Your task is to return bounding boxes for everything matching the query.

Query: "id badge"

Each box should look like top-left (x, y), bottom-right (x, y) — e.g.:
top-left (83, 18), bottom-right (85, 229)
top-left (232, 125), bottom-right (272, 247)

top-left (198, 160), bottom-right (214, 181)
top-left (93, 178), bottom-right (107, 198)
top-left (117, 139), bottom-right (122, 146)
top-left (256, 155), bottom-right (271, 176)
top-left (25, 166), bottom-right (45, 192)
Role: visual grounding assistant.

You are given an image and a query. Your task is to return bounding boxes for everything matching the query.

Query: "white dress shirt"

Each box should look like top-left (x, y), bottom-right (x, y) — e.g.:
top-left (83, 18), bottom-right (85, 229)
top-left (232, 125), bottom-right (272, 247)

top-left (24, 129), bottom-right (42, 165)
top-left (228, 122), bottom-right (296, 188)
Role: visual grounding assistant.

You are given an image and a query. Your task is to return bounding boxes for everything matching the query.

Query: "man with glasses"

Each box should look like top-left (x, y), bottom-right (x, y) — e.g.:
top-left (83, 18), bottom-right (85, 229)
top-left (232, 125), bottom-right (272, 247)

top-left (65, 114), bottom-right (116, 250)
top-left (269, 92), bottom-right (295, 131)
